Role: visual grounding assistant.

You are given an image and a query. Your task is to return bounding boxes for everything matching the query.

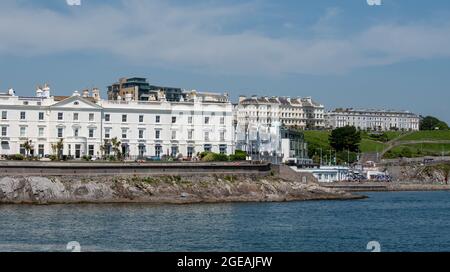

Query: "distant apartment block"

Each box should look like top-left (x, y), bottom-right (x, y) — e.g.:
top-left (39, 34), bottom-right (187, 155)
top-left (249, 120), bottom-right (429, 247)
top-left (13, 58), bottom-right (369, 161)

top-left (325, 108), bottom-right (420, 131)
top-left (107, 77), bottom-right (184, 102)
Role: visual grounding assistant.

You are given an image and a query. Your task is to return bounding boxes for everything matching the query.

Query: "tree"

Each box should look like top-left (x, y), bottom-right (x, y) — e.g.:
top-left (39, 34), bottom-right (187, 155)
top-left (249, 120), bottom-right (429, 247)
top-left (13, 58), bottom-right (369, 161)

top-left (420, 116), bottom-right (449, 130)
top-left (51, 138), bottom-right (64, 160)
top-left (111, 137), bottom-right (122, 161)
top-left (100, 139), bottom-right (110, 159)
top-left (329, 126), bottom-right (361, 152)
top-left (22, 139), bottom-right (33, 158)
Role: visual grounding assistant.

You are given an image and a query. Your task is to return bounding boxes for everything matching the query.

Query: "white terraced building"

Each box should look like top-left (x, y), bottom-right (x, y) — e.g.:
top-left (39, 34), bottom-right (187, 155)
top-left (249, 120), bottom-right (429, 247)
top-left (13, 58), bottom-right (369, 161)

top-left (236, 95), bottom-right (325, 129)
top-left (0, 86), bottom-right (234, 159)
top-left (325, 108), bottom-right (420, 131)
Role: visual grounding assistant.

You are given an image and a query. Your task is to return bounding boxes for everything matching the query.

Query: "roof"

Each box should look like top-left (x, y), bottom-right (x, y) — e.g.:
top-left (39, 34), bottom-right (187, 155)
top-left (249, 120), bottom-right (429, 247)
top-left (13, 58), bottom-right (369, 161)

top-left (53, 95), bottom-right (97, 103)
top-left (240, 95), bottom-right (323, 108)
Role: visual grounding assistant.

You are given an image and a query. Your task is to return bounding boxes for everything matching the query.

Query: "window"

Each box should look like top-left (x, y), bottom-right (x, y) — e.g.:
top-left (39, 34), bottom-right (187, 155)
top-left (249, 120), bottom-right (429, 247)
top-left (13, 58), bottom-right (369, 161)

top-left (155, 130), bottom-right (160, 139)
top-left (219, 145), bottom-right (227, 155)
top-left (74, 128), bottom-right (79, 137)
top-left (89, 113), bottom-right (94, 121)
top-left (57, 128), bottom-right (64, 138)
top-left (171, 130), bottom-right (176, 140)
top-left (122, 115), bottom-right (127, 122)
top-left (20, 112), bottom-right (26, 120)
top-left (138, 145), bottom-right (146, 157)
top-left (58, 112), bottom-right (63, 120)
top-left (188, 116), bottom-right (193, 124)
top-left (1, 111), bottom-right (6, 120)
top-left (171, 146), bottom-right (178, 157)
top-left (89, 129), bottom-right (94, 138)
top-left (73, 113), bottom-right (79, 121)
top-left (204, 131), bottom-right (210, 141)
top-left (105, 114), bottom-right (110, 122)
top-left (187, 147), bottom-right (194, 158)
top-left (139, 115), bottom-right (144, 123)
top-left (172, 116), bottom-right (176, 123)
top-left (88, 145), bottom-right (94, 156)
top-left (105, 128), bottom-right (110, 139)
top-left (38, 127), bottom-right (44, 137)
top-left (20, 127), bottom-right (26, 137)
top-left (220, 131), bottom-right (225, 142)
top-left (20, 145), bottom-right (25, 156)
top-left (122, 129), bottom-right (127, 139)
top-left (39, 112), bottom-right (44, 120)
top-left (155, 145), bottom-right (162, 157)
top-left (1, 126), bottom-right (7, 136)
top-left (205, 117), bottom-right (210, 124)
top-left (139, 129), bottom-right (144, 139)
top-left (220, 117), bottom-right (225, 125)
top-left (188, 130), bottom-right (193, 140)
top-left (38, 145), bottom-right (44, 157)
top-left (156, 115), bottom-right (160, 123)
top-left (204, 144), bottom-right (212, 152)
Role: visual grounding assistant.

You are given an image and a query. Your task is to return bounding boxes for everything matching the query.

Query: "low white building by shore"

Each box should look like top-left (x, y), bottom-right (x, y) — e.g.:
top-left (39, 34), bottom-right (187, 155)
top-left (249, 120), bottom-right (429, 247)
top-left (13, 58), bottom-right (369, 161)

top-left (0, 86), bottom-right (234, 159)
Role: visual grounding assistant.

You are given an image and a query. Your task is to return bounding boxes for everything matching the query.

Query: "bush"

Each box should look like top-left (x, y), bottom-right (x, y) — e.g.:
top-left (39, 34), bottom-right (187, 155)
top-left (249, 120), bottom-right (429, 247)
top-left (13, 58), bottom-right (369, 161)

top-left (201, 152), bottom-right (229, 162)
top-left (229, 150), bottom-right (247, 161)
top-left (49, 155), bottom-right (58, 161)
top-left (107, 155), bottom-right (116, 161)
top-left (400, 147), bottom-right (413, 158)
top-left (82, 155), bottom-right (92, 161)
top-left (369, 133), bottom-right (389, 143)
top-left (8, 154), bottom-right (25, 161)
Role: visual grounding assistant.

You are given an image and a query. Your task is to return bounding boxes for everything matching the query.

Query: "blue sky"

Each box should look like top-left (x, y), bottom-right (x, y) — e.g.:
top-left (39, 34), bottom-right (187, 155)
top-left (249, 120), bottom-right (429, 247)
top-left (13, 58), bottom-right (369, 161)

top-left (1, 0), bottom-right (450, 122)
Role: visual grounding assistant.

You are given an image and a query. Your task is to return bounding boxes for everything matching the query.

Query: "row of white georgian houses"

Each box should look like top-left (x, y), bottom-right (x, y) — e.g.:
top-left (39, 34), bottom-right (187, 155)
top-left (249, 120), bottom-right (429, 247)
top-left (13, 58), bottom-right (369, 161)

top-left (325, 108), bottom-right (420, 131)
top-left (0, 88), bottom-right (234, 159)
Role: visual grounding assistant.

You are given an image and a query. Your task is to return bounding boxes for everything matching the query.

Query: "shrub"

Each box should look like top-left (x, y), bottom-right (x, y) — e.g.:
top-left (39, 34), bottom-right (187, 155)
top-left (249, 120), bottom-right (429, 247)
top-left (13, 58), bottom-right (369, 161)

top-left (49, 155), bottom-right (58, 161)
top-left (107, 155), bottom-right (116, 161)
top-left (82, 155), bottom-right (92, 161)
top-left (8, 154), bottom-right (25, 161)
top-left (229, 150), bottom-right (247, 161)
top-left (201, 152), bottom-right (229, 162)
top-left (400, 147), bottom-right (413, 158)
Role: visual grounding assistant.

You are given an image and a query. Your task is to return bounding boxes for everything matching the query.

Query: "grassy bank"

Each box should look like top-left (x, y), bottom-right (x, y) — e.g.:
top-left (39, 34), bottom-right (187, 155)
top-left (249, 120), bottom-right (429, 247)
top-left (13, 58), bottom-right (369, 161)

top-left (303, 130), bottom-right (450, 160)
top-left (384, 143), bottom-right (450, 158)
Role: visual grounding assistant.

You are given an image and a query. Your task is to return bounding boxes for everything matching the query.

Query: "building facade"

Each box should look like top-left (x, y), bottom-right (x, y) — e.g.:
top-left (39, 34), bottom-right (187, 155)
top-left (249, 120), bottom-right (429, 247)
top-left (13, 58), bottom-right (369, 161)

top-left (325, 108), bottom-right (420, 131)
top-left (236, 95), bottom-right (325, 130)
top-left (0, 87), bottom-right (234, 159)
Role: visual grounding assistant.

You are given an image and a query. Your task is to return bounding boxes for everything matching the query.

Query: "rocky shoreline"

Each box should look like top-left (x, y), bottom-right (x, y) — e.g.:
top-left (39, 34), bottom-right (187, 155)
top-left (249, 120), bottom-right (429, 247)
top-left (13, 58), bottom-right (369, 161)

top-left (0, 174), bottom-right (365, 205)
top-left (322, 182), bottom-right (450, 192)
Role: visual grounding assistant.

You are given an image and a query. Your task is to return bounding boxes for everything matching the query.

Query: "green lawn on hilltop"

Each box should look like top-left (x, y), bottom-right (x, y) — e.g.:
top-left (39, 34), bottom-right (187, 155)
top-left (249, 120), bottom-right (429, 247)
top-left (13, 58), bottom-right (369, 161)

top-left (399, 131), bottom-right (450, 141)
top-left (359, 139), bottom-right (386, 153)
top-left (384, 143), bottom-right (450, 159)
top-left (303, 130), bottom-right (450, 160)
top-left (302, 130), bottom-right (330, 147)
top-left (303, 130), bottom-right (387, 153)
top-left (383, 131), bottom-right (408, 141)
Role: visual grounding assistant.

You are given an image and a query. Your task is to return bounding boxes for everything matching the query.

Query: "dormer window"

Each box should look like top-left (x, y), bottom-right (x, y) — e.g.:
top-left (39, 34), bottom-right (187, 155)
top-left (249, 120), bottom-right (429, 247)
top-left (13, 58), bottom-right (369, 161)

top-left (74, 102), bottom-right (79, 105)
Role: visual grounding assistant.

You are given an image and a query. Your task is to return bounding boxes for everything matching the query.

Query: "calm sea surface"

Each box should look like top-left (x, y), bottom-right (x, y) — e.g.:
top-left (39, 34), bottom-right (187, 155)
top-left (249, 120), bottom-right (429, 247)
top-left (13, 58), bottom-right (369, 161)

top-left (1, 191), bottom-right (450, 252)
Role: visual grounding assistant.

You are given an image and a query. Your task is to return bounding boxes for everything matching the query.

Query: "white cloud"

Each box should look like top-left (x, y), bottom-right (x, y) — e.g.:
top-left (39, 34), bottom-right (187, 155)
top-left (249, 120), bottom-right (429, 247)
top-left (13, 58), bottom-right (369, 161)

top-left (367, 0), bottom-right (382, 6)
top-left (66, 0), bottom-right (81, 6)
top-left (0, 0), bottom-right (450, 75)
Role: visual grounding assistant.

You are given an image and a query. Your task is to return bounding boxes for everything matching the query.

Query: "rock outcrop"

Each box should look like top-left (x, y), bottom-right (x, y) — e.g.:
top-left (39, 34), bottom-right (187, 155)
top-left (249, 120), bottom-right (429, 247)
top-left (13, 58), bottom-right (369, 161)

top-left (0, 174), bottom-right (363, 204)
